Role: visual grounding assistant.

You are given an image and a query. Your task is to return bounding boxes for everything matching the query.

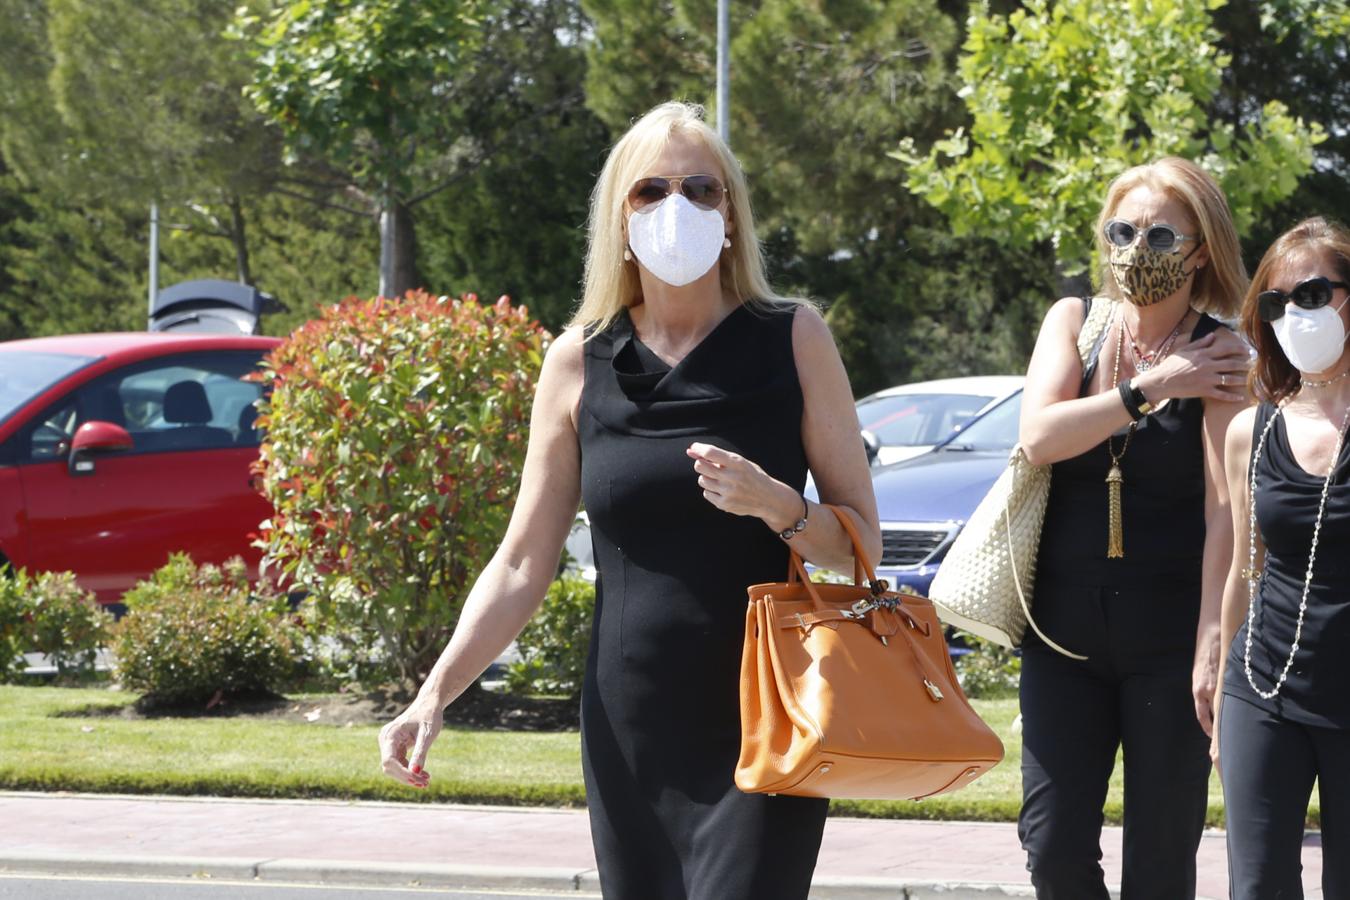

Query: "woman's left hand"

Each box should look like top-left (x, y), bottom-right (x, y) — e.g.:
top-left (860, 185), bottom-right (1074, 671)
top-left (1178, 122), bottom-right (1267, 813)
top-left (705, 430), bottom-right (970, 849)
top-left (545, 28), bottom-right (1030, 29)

top-left (687, 442), bottom-right (797, 529)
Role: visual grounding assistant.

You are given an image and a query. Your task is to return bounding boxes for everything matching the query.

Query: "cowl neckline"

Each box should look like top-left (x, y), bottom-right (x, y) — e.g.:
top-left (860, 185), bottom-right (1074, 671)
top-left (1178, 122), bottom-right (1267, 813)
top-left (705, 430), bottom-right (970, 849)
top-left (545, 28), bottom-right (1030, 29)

top-left (580, 301), bottom-right (799, 439)
top-left (611, 303), bottom-right (749, 402)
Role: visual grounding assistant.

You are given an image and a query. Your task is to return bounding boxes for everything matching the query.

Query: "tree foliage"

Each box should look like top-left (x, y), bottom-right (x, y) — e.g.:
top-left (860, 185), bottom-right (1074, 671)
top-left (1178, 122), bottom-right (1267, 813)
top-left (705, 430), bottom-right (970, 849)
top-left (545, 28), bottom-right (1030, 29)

top-left (239, 0), bottom-right (481, 296)
top-left (1, 0), bottom-right (281, 283)
top-left (895, 0), bottom-right (1326, 272)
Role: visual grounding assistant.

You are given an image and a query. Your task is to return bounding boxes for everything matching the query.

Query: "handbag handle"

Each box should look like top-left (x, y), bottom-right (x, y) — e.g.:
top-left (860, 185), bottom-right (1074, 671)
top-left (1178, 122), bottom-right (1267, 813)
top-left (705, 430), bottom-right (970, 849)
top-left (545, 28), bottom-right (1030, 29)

top-left (784, 504), bottom-right (877, 591)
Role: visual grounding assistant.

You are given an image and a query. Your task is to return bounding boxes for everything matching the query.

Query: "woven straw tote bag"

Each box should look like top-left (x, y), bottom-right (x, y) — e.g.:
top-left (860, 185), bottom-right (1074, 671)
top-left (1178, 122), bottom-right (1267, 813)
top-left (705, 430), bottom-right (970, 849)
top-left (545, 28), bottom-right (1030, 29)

top-left (927, 297), bottom-right (1114, 659)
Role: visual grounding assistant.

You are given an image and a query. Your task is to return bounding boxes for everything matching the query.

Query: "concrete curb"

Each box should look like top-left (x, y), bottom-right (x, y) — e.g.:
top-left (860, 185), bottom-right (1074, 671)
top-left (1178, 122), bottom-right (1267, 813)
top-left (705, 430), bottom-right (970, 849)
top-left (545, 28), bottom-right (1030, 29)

top-left (0, 851), bottom-right (1045, 898)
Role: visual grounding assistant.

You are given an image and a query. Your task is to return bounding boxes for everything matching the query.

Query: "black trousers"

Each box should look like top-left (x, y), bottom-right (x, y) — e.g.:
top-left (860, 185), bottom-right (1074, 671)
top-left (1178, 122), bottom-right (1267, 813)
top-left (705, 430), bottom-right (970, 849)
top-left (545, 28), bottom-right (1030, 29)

top-left (1220, 693), bottom-right (1350, 900)
top-left (1018, 584), bottom-right (1211, 900)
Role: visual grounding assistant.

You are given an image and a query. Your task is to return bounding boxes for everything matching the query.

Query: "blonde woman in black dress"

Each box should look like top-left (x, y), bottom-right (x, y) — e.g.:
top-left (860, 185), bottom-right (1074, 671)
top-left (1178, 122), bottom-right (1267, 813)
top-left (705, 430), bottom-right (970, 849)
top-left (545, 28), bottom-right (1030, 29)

top-left (377, 101), bottom-right (880, 899)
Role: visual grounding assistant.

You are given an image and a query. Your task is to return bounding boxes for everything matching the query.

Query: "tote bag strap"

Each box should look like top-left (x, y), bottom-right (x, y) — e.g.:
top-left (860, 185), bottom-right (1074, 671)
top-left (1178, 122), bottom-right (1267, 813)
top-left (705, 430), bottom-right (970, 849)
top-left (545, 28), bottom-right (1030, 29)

top-left (1004, 498), bottom-right (1086, 660)
top-left (1001, 297), bottom-right (1107, 661)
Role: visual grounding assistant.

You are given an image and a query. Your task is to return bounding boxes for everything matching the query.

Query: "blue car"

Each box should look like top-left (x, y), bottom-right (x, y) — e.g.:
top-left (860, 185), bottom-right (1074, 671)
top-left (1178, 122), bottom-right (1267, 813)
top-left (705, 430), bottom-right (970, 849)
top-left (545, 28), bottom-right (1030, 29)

top-left (868, 387), bottom-right (1023, 597)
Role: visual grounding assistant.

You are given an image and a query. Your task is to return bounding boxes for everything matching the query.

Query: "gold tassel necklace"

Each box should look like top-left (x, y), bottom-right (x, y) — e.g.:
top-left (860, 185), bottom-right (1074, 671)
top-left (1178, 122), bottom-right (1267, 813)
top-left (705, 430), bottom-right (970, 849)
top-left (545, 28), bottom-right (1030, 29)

top-left (1106, 311), bottom-right (1138, 558)
top-left (1105, 305), bottom-right (1190, 558)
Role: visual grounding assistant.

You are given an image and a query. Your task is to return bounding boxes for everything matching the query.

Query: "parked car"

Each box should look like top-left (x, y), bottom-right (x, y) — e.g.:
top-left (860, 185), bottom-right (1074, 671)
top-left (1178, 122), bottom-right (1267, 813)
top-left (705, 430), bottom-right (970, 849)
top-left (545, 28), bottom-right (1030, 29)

top-left (855, 375), bottom-right (1023, 467)
top-left (867, 388), bottom-right (1022, 597)
top-left (0, 332), bottom-right (281, 609)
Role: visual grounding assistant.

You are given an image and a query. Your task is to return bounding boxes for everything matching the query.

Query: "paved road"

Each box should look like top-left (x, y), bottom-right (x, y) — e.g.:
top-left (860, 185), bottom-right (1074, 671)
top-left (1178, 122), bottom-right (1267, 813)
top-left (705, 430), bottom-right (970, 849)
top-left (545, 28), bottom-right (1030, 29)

top-left (0, 874), bottom-right (595, 900)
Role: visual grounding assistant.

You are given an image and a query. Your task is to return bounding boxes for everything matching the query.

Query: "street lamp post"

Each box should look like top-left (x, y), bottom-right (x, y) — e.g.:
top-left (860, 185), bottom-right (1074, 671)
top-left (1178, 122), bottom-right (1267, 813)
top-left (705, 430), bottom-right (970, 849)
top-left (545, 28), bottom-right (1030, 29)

top-left (716, 0), bottom-right (730, 145)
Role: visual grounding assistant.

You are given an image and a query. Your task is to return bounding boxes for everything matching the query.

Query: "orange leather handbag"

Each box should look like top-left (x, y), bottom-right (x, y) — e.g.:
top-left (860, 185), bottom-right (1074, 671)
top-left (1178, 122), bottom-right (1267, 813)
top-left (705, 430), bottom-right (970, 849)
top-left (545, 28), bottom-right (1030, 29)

top-left (735, 505), bottom-right (1005, 800)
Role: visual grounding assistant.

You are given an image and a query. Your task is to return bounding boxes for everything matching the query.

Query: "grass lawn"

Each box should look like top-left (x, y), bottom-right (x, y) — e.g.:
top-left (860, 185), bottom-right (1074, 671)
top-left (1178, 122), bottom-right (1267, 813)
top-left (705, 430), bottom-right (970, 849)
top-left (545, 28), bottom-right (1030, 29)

top-left (0, 685), bottom-right (1308, 827)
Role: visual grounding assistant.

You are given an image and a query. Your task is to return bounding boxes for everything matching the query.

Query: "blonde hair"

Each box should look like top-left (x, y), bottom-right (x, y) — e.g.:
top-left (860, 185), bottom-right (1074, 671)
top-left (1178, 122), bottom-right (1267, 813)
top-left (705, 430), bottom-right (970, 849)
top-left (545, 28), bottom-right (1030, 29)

top-left (1093, 157), bottom-right (1248, 317)
top-left (570, 101), bottom-right (806, 333)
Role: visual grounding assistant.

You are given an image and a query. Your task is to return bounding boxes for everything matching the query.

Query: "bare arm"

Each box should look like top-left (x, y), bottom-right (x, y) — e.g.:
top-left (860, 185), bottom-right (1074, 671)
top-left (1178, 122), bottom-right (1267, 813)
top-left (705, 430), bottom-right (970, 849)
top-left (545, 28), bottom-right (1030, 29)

top-left (1019, 299), bottom-right (1249, 466)
top-left (379, 327), bottom-right (585, 786)
top-left (687, 305), bottom-right (881, 574)
top-left (1019, 298), bottom-right (1137, 465)
top-left (1210, 405), bottom-right (1259, 772)
top-left (1192, 394), bottom-right (1249, 736)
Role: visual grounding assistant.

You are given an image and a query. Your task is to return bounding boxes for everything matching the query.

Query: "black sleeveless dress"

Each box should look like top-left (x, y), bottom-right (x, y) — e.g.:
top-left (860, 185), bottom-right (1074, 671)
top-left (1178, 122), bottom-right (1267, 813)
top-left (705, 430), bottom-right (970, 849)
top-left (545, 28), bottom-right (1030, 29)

top-left (1222, 401), bottom-right (1350, 729)
top-left (578, 302), bottom-right (829, 900)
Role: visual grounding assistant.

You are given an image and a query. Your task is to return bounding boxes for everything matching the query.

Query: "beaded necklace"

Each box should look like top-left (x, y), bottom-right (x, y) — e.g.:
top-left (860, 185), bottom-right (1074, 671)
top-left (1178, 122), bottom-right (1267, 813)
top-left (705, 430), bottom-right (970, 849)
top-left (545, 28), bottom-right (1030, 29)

top-left (1244, 399), bottom-right (1350, 699)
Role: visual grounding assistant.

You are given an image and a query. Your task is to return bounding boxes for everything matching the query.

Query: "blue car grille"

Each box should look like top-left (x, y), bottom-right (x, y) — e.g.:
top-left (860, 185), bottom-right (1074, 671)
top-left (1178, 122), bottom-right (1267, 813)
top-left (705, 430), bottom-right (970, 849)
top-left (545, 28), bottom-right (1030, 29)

top-left (879, 527), bottom-right (952, 567)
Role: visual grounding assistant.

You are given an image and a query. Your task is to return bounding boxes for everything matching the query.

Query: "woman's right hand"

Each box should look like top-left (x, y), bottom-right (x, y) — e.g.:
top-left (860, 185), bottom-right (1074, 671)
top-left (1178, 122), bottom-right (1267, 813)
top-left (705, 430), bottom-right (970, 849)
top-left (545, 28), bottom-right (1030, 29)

top-left (1137, 331), bottom-right (1250, 404)
top-left (378, 698), bottom-right (443, 789)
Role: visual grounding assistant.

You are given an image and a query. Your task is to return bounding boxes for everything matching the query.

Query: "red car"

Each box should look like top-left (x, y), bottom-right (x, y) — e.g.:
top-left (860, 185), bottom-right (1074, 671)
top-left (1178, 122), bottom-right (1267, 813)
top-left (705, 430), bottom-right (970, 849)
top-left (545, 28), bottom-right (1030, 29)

top-left (0, 333), bottom-right (281, 608)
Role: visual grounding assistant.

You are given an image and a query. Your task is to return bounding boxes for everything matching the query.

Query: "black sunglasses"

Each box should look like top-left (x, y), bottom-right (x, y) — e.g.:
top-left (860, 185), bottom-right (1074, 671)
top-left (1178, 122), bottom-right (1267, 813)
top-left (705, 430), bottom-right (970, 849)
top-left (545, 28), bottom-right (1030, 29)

top-left (1104, 218), bottom-right (1199, 254)
top-left (626, 174), bottom-right (727, 213)
top-left (1258, 276), bottom-right (1350, 323)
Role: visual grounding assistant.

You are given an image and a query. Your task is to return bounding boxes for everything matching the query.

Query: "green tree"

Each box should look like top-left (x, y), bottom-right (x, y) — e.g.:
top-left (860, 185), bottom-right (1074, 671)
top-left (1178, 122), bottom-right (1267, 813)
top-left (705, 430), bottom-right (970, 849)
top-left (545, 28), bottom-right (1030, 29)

top-left (894, 0), bottom-right (1326, 273)
top-left (1214, 0), bottom-right (1350, 256)
top-left (580, 0), bottom-right (1051, 392)
top-left (0, 0), bottom-right (283, 284)
top-left (416, 0), bottom-right (610, 331)
top-left (239, 0), bottom-right (483, 298)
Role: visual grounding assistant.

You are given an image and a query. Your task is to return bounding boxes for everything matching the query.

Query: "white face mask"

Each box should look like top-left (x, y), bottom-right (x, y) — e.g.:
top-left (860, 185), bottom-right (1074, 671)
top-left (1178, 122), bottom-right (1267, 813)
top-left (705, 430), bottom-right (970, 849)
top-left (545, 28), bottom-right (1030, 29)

top-left (627, 194), bottom-right (726, 287)
top-left (1272, 299), bottom-right (1350, 374)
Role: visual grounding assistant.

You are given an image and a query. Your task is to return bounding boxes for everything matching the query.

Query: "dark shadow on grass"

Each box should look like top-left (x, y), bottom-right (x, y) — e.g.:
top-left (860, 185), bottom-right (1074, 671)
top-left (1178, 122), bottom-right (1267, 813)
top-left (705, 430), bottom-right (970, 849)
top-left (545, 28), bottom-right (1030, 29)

top-left (51, 684), bottom-right (580, 731)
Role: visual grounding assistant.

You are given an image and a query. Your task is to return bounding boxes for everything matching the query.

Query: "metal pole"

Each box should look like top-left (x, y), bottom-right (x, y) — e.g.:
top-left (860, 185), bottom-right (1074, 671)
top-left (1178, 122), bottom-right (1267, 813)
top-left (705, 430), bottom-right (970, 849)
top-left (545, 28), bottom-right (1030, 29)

top-left (148, 202), bottom-right (160, 321)
top-left (716, 0), bottom-right (730, 145)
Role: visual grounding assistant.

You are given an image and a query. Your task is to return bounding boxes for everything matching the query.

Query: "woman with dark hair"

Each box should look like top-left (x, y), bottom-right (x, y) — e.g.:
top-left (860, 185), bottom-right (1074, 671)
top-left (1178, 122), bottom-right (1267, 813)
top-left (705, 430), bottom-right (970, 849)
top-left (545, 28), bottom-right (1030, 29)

top-left (1214, 216), bottom-right (1350, 899)
top-left (1015, 157), bottom-right (1251, 899)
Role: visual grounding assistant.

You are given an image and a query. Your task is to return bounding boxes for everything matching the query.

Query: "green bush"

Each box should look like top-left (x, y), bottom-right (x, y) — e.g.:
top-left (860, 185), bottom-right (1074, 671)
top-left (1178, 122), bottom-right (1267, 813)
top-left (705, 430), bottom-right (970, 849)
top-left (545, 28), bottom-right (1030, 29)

top-left (112, 555), bottom-right (302, 706)
top-left (256, 291), bottom-right (549, 689)
top-left (0, 568), bottom-right (112, 683)
top-left (505, 575), bottom-right (594, 699)
top-left (23, 571), bottom-right (111, 681)
top-left (953, 634), bottom-right (1022, 700)
top-left (0, 568), bottom-right (27, 683)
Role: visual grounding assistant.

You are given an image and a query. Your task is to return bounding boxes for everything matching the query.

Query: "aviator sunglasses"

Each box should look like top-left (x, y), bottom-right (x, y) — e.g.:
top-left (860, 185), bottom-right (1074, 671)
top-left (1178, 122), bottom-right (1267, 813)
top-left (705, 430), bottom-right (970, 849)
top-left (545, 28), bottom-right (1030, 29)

top-left (1104, 218), bottom-right (1199, 254)
top-left (626, 174), bottom-right (727, 213)
top-left (1258, 276), bottom-right (1350, 323)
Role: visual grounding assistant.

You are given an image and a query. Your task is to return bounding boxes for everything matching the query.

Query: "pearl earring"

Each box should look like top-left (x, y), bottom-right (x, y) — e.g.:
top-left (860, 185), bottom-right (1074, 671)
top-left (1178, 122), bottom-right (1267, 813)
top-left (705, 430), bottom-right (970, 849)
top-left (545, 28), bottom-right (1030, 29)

top-left (723, 237), bottom-right (731, 249)
top-left (624, 247), bottom-right (632, 261)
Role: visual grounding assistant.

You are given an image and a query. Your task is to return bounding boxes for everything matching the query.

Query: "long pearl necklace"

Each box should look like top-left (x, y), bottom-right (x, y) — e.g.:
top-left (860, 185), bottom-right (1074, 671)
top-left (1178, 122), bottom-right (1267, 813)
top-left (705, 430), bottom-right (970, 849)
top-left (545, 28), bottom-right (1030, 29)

top-left (1244, 399), bottom-right (1350, 699)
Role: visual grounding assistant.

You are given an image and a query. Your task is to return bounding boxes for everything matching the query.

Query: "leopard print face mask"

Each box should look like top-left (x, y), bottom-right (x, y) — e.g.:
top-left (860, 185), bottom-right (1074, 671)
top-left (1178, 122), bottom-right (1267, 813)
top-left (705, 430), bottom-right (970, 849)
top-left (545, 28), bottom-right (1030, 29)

top-left (1109, 244), bottom-right (1201, 307)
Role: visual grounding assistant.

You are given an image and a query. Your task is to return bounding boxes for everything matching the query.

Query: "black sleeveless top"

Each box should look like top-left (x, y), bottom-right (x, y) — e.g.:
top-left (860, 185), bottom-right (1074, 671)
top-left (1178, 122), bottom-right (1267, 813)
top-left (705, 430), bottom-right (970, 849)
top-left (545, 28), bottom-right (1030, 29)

top-left (1037, 305), bottom-right (1223, 588)
top-left (576, 301), bottom-right (828, 898)
top-left (1222, 401), bottom-right (1350, 729)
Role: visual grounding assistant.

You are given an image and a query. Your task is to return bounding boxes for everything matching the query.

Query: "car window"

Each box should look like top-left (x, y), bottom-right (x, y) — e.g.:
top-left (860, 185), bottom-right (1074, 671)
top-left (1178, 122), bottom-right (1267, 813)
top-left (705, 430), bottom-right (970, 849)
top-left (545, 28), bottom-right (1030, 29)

top-left (10, 351), bottom-right (266, 463)
top-left (940, 391), bottom-right (1023, 451)
top-left (855, 393), bottom-right (993, 447)
top-left (26, 401), bottom-right (79, 462)
top-left (0, 351), bottom-right (97, 429)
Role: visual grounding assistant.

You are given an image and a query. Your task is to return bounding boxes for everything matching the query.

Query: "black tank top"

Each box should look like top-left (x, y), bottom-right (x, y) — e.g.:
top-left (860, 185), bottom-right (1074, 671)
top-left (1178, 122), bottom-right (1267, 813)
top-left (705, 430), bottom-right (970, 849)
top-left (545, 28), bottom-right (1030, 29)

top-left (1223, 401), bottom-right (1350, 728)
top-left (1037, 305), bottom-right (1222, 587)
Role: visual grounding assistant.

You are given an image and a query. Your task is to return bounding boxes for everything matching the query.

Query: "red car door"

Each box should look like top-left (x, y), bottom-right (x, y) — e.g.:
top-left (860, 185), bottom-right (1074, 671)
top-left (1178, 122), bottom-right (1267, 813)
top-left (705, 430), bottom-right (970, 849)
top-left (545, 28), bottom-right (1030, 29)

top-left (15, 351), bottom-right (271, 606)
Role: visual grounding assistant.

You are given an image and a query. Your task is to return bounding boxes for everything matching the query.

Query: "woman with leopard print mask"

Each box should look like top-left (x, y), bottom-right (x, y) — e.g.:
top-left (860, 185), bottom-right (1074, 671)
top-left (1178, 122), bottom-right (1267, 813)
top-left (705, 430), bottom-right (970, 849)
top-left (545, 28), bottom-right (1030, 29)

top-left (1015, 157), bottom-right (1251, 899)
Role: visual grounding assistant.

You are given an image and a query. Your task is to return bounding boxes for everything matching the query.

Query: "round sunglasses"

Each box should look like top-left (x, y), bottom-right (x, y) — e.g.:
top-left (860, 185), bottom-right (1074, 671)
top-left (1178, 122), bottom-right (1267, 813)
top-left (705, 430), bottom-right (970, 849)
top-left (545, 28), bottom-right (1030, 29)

top-left (1258, 276), bottom-right (1350, 323)
top-left (626, 174), bottom-right (727, 213)
top-left (1104, 218), bottom-right (1199, 254)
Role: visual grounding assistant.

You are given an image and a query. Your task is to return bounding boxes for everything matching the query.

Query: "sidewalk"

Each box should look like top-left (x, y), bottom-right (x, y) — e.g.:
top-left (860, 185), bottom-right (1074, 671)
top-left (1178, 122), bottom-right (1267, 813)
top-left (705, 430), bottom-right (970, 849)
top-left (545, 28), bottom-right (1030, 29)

top-left (0, 792), bottom-right (1325, 899)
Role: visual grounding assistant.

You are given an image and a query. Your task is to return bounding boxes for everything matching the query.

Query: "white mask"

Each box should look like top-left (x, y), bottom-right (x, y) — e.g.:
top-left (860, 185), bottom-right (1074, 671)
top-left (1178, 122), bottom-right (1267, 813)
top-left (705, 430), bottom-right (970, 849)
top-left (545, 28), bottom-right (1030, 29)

top-left (1272, 299), bottom-right (1350, 374)
top-left (627, 194), bottom-right (726, 287)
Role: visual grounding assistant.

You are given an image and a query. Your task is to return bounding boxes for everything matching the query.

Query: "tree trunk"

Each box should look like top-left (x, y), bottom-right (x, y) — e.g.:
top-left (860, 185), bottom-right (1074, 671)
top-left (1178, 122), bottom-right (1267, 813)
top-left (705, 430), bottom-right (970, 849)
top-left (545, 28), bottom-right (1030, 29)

top-left (378, 195), bottom-right (418, 298)
top-left (228, 194), bottom-right (253, 285)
